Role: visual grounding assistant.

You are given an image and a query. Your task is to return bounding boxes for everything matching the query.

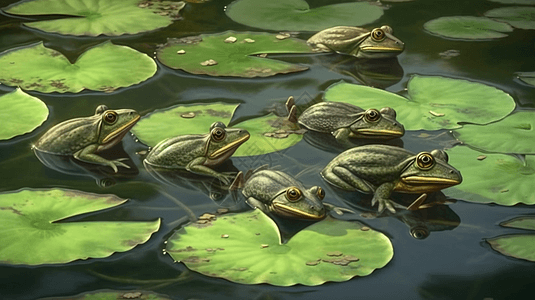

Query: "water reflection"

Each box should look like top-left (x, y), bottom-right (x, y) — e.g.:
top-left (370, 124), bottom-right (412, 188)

top-left (303, 130), bottom-right (404, 154)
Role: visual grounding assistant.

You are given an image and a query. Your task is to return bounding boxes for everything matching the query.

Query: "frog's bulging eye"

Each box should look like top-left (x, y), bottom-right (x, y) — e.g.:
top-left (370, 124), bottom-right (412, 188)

top-left (211, 127), bottom-right (226, 141)
top-left (371, 28), bottom-right (386, 42)
top-left (364, 109), bottom-right (381, 122)
top-left (103, 111), bottom-right (118, 124)
top-left (316, 187), bottom-right (325, 200)
top-left (416, 152), bottom-right (435, 170)
top-left (286, 187), bottom-right (302, 202)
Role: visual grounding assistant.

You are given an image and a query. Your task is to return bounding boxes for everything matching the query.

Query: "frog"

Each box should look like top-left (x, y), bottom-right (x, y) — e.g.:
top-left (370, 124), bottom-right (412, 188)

top-left (241, 166), bottom-right (326, 220)
top-left (33, 105), bottom-right (140, 173)
top-left (143, 122), bottom-right (249, 185)
top-left (307, 25), bottom-right (405, 59)
top-left (321, 145), bottom-right (462, 213)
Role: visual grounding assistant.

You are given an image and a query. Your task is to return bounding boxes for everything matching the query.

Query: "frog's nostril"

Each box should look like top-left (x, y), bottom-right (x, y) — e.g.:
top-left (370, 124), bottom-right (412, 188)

top-left (450, 170), bottom-right (454, 174)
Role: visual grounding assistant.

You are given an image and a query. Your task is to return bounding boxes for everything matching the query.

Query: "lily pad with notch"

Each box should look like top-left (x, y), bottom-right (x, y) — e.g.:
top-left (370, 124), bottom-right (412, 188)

top-left (485, 6), bottom-right (535, 30)
top-left (423, 16), bottom-right (514, 40)
top-left (0, 88), bottom-right (48, 140)
top-left (486, 216), bottom-right (535, 262)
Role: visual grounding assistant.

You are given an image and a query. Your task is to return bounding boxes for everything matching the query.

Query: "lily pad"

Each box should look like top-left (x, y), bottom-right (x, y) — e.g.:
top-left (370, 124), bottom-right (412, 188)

top-left (453, 111), bottom-right (535, 154)
top-left (0, 88), bottom-right (48, 140)
top-left (225, 0), bottom-right (383, 31)
top-left (486, 216), bottom-right (535, 262)
top-left (157, 32), bottom-right (312, 77)
top-left (485, 7), bottom-right (535, 29)
top-left (0, 41), bottom-right (156, 93)
top-left (3, 0), bottom-right (185, 36)
top-left (424, 16), bottom-right (514, 40)
top-left (517, 72), bottom-right (535, 87)
top-left (0, 188), bottom-right (160, 265)
top-left (324, 75), bottom-right (515, 130)
top-left (443, 146), bottom-right (535, 205)
top-left (165, 210), bottom-right (393, 286)
top-left (501, 216), bottom-right (535, 230)
top-left (41, 290), bottom-right (171, 300)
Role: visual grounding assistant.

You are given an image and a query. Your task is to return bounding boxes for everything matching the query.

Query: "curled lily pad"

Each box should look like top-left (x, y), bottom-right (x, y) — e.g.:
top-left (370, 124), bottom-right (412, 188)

top-left (517, 72), bottom-right (535, 87)
top-left (225, 0), bottom-right (383, 31)
top-left (0, 41), bottom-right (156, 93)
top-left (486, 216), bottom-right (535, 262)
top-left (0, 88), bottom-right (48, 140)
top-left (3, 0), bottom-right (185, 36)
top-left (485, 7), bottom-right (535, 29)
top-left (453, 111), bottom-right (535, 154)
top-left (424, 16), bottom-right (513, 40)
top-left (157, 32), bottom-right (312, 77)
top-left (324, 75), bottom-right (515, 130)
top-left (41, 290), bottom-right (171, 300)
top-left (443, 146), bottom-right (535, 205)
top-left (0, 189), bottom-right (160, 265)
top-left (166, 210), bottom-right (393, 286)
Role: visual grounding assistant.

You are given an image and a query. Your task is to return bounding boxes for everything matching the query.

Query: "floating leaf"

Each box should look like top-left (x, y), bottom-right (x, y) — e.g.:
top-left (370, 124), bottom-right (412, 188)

top-left (0, 41), bottom-right (156, 93)
top-left (3, 0), bottom-right (185, 36)
top-left (453, 111), bottom-right (535, 154)
top-left (443, 146), bottom-right (535, 205)
top-left (0, 189), bottom-right (160, 265)
top-left (41, 290), bottom-right (171, 300)
top-left (225, 0), bottom-right (383, 31)
top-left (166, 210), bottom-right (393, 286)
top-left (0, 88), bottom-right (48, 140)
top-left (485, 7), bottom-right (535, 29)
top-left (488, 0), bottom-right (535, 4)
top-left (517, 72), bottom-right (535, 87)
top-left (486, 216), bottom-right (535, 262)
top-left (157, 31), bottom-right (312, 77)
top-left (501, 216), bottom-right (535, 231)
top-left (324, 75), bottom-right (515, 130)
top-left (424, 16), bottom-right (513, 40)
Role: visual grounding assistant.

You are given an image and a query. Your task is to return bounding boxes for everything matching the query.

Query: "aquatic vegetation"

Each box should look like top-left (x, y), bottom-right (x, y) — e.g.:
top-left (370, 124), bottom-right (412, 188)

top-left (424, 16), bottom-right (514, 40)
top-left (0, 88), bottom-right (48, 140)
top-left (0, 189), bottom-right (160, 265)
top-left (166, 210), bottom-right (393, 286)
top-left (41, 290), bottom-right (171, 300)
top-left (485, 6), bottom-right (535, 29)
top-left (488, 0), bottom-right (535, 4)
top-left (487, 216), bottom-right (535, 262)
top-left (517, 72), bottom-right (535, 87)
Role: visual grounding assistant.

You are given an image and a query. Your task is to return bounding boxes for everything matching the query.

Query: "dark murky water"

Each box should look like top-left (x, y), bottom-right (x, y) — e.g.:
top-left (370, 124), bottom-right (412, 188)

top-left (1, 0), bottom-right (535, 299)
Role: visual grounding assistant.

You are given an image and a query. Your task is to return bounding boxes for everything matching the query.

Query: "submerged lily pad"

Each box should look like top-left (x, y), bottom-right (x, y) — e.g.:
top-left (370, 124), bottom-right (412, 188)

top-left (41, 290), bottom-right (171, 300)
top-left (0, 189), bottom-right (160, 265)
top-left (485, 7), bottom-right (535, 29)
top-left (424, 16), bottom-right (514, 39)
top-left (453, 111), bottom-right (535, 154)
top-left (0, 41), bottom-right (156, 93)
top-left (226, 0), bottom-right (383, 31)
top-left (486, 216), bottom-right (535, 262)
top-left (166, 210), bottom-right (393, 286)
top-left (0, 88), bottom-right (48, 140)
top-left (157, 32), bottom-right (312, 77)
top-left (517, 72), bottom-right (535, 87)
top-left (443, 146), bottom-right (535, 205)
top-left (3, 0), bottom-right (185, 36)
top-left (324, 75), bottom-right (515, 130)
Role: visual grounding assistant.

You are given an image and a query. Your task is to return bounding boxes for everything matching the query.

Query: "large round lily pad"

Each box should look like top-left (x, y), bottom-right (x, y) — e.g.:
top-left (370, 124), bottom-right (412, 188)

top-left (157, 32), bottom-right (312, 77)
top-left (0, 189), bottom-right (160, 265)
top-left (225, 0), bottom-right (383, 31)
top-left (443, 146), bottom-right (535, 205)
top-left (0, 88), bottom-right (48, 140)
top-left (424, 16), bottom-right (514, 40)
top-left (517, 72), bottom-right (535, 87)
top-left (324, 75), bottom-right (515, 131)
top-left (486, 216), bottom-right (535, 262)
top-left (3, 0), bottom-right (185, 36)
top-left (0, 41), bottom-right (156, 93)
top-left (453, 111), bottom-right (535, 154)
top-left (166, 210), bottom-right (393, 286)
top-left (485, 7), bottom-right (535, 29)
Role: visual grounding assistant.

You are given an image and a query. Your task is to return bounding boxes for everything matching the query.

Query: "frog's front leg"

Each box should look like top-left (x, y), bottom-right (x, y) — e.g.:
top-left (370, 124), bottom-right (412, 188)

top-left (74, 144), bottom-right (130, 173)
top-left (371, 182), bottom-right (401, 214)
top-left (324, 166), bottom-right (375, 192)
top-left (187, 158), bottom-right (232, 185)
top-left (245, 197), bottom-right (269, 214)
top-left (332, 128), bottom-right (351, 143)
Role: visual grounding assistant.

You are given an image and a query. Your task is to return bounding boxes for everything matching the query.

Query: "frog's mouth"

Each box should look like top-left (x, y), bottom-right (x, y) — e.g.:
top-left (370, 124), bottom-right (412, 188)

top-left (361, 46), bottom-right (404, 53)
top-left (272, 203), bottom-right (326, 220)
top-left (102, 115), bottom-right (141, 144)
top-left (396, 176), bottom-right (461, 193)
top-left (209, 134), bottom-right (250, 159)
top-left (354, 129), bottom-right (404, 137)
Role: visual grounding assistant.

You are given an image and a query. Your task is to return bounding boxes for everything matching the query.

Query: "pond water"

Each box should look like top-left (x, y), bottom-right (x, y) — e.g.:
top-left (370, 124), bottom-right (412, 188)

top-left (1, 0), bottom-right (535, 299)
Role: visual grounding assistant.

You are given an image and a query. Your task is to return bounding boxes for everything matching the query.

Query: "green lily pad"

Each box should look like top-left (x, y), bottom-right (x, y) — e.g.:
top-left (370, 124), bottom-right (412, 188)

top-left (166, 210), bottom-right (393, 286)
top-left (0, 41), bottom-right (156, 93)
top-left (501, 216), bottom-right (535, 230)
top-left (485, 7), bottom-right (535, 29)
top-left (453, 111), bottom-right (535, 154)
top-left (225, 0), bottom-right (383, 31)
top-left (517, 72), bottom-right (535, 87)
top-left (443, 146), bottom-right (535, 205)
top-left (424, 16), bottom-right (514, 39)
top-left (324, 75), bottom-right (515, 130)
top-left (486, 216), bottom-right (535, 262)
top-left (0, 188), bottom-right (160, 265)
top-left (41, 290), bottom-right (171, 300)
top-left (488, 0), bottom-right (535, 4)
top-left (0, 88), bottom-right (48, 140)
top-left (3, 0), bottom-right (185, 36)
top-left (157, 31), bottom-right (312, 77)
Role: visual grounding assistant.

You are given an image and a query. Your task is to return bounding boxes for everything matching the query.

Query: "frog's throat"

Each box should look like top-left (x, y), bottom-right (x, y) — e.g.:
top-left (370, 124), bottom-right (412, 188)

top-left (396, 176), bottom-right (461, 193)
top-left (208, 134), bottom-right (250, 159)
top-left (101, 115), bottom-right (141, 144)
top-left (360, 46), bottom-right (404, 53)
top-left (353, 129), bottom-right (404, 137)
top-left (271, 202), bottom-right (325, 220)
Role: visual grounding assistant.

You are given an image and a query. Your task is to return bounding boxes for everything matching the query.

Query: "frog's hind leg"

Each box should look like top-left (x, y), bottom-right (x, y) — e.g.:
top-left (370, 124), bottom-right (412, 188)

top-left (322, 166), bottom-right (375, 192)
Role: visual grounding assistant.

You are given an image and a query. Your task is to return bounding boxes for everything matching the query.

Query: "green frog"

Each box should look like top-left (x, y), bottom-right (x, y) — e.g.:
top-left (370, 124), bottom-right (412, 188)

top-left (144, 122), bottom-right (249, 184)
top-left (321, 145), bottom-right (462, 213)
top-left (307, 25), bottom-right (405, 59)
top-left (33, 105), bottom-right (140, 173)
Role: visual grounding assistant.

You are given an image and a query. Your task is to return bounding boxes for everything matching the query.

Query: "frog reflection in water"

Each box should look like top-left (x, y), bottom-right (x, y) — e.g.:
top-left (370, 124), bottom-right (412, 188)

top-left (33, 105), bottom-right (140, 173)
top-left (307, 25), bottom-right (404, 59)
top-left (321, 145), bottom-right (462, 213)
top-left (144, 122), bottom-right (249, 185)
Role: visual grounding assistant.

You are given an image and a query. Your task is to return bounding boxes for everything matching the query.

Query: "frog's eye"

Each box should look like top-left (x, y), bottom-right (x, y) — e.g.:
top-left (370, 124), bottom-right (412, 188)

top-left (286, 187), bottom-right (302, 202)
top-left (410, 227), bottom-right (429, 240)
top-left (371, 28), bottom-right (386, 42)
top-left (211, 127), bottom-right (226, 141)
top-left (364, 109), bottom-right (381, 122)
top-left (316, 187), bottom-right (325, 200)
top-left (416, 152), bottom-right (435, 170)
top-left (103, 111), bottom-right (118, 124)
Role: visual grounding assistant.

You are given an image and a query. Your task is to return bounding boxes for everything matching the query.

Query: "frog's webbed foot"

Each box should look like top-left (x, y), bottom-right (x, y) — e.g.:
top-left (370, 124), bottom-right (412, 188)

top-left (407, 193), bottom-right (428, 211)
top-left (323, 203), bottom-right (356, 215)
top-left (107, 159), bottom-right (131, 173)
top-left (371, 182), bottom-right (400, 214)
top-left (286, 96), bottom-right (298, 123)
